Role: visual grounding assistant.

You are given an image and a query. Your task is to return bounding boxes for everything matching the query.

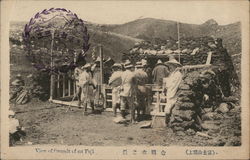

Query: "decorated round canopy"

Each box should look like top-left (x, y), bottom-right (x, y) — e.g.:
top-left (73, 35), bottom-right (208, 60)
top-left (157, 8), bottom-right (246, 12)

top-left (23, 8), bottom-right (90, 71)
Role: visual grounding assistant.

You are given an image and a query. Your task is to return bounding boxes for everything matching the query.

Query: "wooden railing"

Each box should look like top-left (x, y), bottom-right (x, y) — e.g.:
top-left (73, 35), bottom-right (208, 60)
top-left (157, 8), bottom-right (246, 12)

top-left (52, 73), bottom-right (76, 99)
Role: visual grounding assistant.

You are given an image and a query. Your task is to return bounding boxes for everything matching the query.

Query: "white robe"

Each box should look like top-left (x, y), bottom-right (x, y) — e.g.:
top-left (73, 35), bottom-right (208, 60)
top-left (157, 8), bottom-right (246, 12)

top-left (109, 71), bottom-right (123, 105)
top-left (120, 70), bottom-right (136, 97)
top-left (163, 69), bottom-right (183, 113)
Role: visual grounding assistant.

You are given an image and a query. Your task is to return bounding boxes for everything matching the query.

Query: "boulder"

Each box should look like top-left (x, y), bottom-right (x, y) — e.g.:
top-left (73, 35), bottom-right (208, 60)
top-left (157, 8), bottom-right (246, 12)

top-left (171, 120), bottom-right (195, 129)
top-left (202, 112), bottom-right (217, 121)
top-left (201, 120), bottom-right (220, 131)
top-left (177, 96), bottom-right (192, 102)
top-left (175, 102), bottom-right (195, 110)
top-left (179, 83), bottom-right (191, 90)
top-left (203, 108), bottom-right (213, 113)
top-left (173, 126), bottom-right (185, 131)
top-left (216, 103), bottom-right (229, 113)
top-left (174, 116), bottom-right (183, 122)
top-left (176, 131), bottom-right (186, 136)
top-left (172, 110), bottom-right (195, 121)
top-left (177, 90), bottom-right (194, 97)
top-left (185, 128), bottom-right (196, 136)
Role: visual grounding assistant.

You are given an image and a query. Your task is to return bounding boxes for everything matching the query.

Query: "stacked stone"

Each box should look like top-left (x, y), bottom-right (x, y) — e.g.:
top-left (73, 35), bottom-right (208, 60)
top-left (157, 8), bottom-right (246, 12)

top-left (169, 71), bottom-right (201, 133)
top-left (125, 36), bottom-right (224, 66)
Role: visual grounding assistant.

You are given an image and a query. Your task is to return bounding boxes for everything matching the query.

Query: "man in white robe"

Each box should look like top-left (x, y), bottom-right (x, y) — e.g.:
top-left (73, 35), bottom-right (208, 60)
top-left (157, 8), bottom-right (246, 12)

top-left (163, 57), bottom-right (183, 122)
top-left (108, 63), bottom-right (123, 116)
top-left (120, 61), bottom-right (137, 122)
top-left (79, 63), bottom-right (95, 115)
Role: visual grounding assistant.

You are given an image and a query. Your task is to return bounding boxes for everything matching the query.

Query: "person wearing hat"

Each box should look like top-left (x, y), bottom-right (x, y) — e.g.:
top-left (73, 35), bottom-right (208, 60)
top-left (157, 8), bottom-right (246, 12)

top-left (10, 74), bottom-right (25, 101)
top-left (152, 59), bottom-right (170, 86)
top-left (78, 63), bottom-right (96, 115)
top-left (91, 57), bottom-right (104, 110)
top-left (119, 60), bottom-right (137, 123)
top-left (135, 61), bottom-right (148, 85)
top-left (162, 56), bottom-right (183, 123)
top-left (73, 60), bottom-right (85, 107)
top-left (134, 61), bottom-right (149, 118)
top-left (197, 70), bottom-right (222, 109)
top-left (109, 63), bottom-right (123, 116)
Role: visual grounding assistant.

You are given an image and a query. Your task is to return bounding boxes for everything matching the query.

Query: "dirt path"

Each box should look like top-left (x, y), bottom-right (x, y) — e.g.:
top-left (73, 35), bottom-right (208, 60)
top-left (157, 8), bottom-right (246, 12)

top-left (10, 100), bottom-right (240, 146)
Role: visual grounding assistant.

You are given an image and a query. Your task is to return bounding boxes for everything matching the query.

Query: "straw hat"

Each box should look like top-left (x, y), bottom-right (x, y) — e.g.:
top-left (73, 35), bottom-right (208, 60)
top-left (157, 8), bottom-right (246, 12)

top-left (112, 63), bottom-right (122, 69)
top-left (124, 60), bottom-right (133, 69)
top-left (82, 63), bottom-right (91, 69)
top-left (95, 57), bottom-right (101, 63)
top-left (135, 61), bottom-right (143, 68)
top-left (199, 70), bottom-right (215, 79)
top-left (164, 56), bottom-right (182, 67)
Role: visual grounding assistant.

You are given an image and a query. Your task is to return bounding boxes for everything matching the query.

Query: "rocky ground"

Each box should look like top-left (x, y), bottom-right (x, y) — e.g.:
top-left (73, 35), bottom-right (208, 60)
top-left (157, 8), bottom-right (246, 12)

top-left (10, 99), bottom-right (241, 146)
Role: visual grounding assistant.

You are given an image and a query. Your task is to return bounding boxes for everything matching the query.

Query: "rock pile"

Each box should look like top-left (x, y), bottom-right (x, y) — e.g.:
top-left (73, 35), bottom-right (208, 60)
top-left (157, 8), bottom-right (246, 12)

top-left (169, 71), bottom-right (200, 133)
top-left (169, 69), bottom-right (227, 134)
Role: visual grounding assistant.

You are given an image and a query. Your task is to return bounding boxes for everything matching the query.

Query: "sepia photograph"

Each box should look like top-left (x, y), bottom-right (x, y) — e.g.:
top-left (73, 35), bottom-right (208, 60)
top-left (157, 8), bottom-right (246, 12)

top-left (1, 0), bottom-right (249, 159)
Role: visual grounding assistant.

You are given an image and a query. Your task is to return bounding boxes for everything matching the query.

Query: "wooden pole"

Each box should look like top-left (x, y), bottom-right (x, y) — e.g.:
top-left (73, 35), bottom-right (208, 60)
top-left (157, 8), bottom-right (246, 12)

top-left (177, 22), bottom-right (181, 62)
top-left (99, 45), bottom-right (106, 108)
top-left (68, 78), bottom-right (71, 96)
top-left (99, 45), bottom-right (104, 84)
top-left (49, 30), bottom-right (55, 101)
top-left (62, 74), bottom-right (66, 97)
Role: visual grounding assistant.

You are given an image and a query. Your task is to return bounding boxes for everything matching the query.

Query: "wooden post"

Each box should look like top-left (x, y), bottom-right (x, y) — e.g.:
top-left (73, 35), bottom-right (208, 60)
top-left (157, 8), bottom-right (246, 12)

top-left (62, 74), bottom-right (66, 97)
top-left (99, 45), bottom-right (104, 84)
top-left (73, 81), bottom-right (76, 95)
top-left (99, 45), bottom-right (106, 109)
top-left (156, 91), bottom-right (160, 112)
top-left (68, 78), bottom-right (71, 96)
top-left (177, 22), bottom-right (181, 63)
top-left (57, 74), bottom-right (60, 98)
top-left (49, 30), bottom-right (55, 101)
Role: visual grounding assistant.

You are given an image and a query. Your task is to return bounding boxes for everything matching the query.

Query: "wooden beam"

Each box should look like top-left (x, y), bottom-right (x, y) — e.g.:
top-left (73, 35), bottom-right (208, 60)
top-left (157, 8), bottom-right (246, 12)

top-left (49, 30), bottom-right (55, 101)
top-left (99, 45), bottom-right (104, 84)
top-left (62, 74), bottom-right (66, 97)
top-left (68, 79), bottom-right (71, 96)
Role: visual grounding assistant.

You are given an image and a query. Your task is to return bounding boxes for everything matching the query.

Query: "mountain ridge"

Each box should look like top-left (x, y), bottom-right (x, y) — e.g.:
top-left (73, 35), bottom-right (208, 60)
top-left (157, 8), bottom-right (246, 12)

top-left (10, 18), bottom-right (241, 60)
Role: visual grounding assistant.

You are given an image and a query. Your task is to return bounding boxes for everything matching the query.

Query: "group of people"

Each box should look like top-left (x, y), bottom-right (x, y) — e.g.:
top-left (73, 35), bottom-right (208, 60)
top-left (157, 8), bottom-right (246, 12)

top-left (70, 54), bottom-right (185, 124)
top-left (73, 57), bottom-right (103, 115)
top-left (108, 55), bottom-right (183, 123)
top-left (109, 59), bottom-right (148, 123)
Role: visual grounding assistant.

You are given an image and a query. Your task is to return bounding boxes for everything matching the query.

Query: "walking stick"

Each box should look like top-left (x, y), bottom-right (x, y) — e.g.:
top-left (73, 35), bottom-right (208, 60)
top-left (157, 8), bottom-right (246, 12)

top-left (66, 86), bottom-right (79, 112)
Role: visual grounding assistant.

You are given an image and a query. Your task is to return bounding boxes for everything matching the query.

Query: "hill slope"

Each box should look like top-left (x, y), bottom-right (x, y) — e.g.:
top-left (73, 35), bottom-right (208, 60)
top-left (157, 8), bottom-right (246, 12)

top-left (10, 18), bottom-right (241, 64)
top-left (99, 18), bottom-right (241, 79)
top-left (101, 18), bottom-right (241, 54)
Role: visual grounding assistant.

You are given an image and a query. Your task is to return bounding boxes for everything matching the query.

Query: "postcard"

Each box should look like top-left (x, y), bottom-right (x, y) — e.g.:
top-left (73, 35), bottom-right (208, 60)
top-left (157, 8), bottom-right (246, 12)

top-left (1, 0), bottom-right (249, 159)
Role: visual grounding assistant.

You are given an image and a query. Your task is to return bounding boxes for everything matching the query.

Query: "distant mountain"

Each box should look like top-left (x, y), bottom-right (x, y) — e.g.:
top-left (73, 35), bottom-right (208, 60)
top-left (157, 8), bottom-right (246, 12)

top-left (10, 18), bottom-right (241, 63)
top-left (99, 18), bottom-right (241, 54)
top-left (98, 18), bottom-right (241, 76)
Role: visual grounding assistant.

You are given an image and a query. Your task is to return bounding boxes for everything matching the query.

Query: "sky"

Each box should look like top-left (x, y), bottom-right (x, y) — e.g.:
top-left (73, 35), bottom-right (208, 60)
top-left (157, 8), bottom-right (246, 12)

top-left (6, 0), bottom-right (248, 25)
